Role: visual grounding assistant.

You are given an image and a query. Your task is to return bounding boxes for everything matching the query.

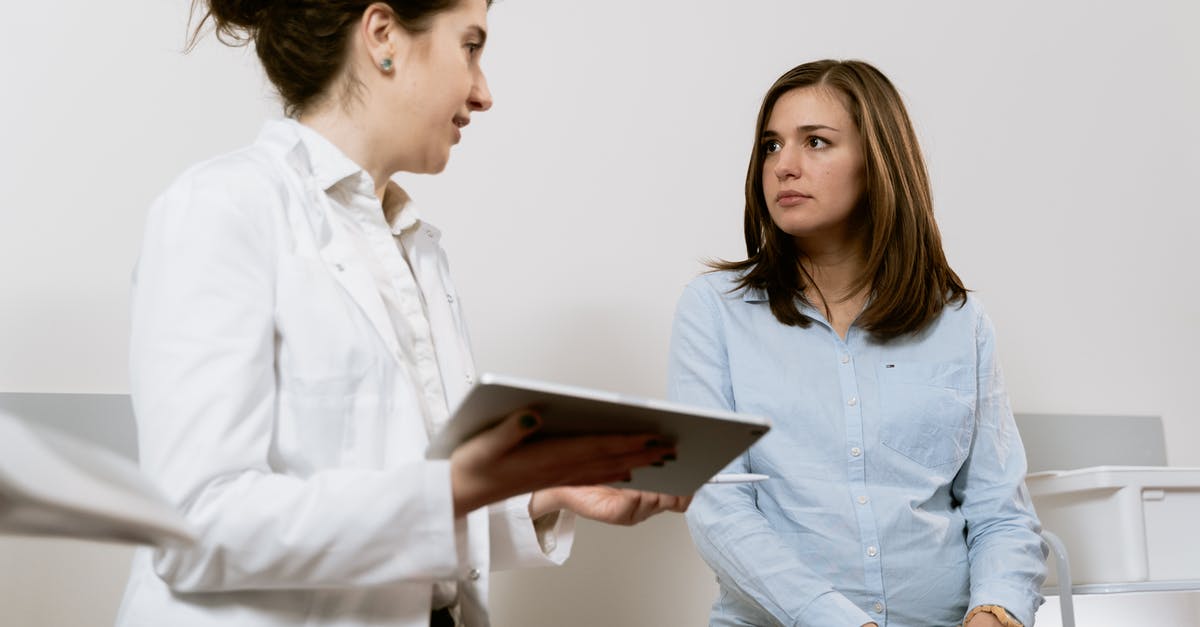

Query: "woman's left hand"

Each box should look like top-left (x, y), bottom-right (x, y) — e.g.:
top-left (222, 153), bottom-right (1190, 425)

top-left (531, 486), bottom-right (691, 526)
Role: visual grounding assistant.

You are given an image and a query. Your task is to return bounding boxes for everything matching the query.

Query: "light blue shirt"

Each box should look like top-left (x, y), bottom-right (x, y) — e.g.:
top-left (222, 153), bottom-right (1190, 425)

top-left (669, 271), bottom-right (1047, 627)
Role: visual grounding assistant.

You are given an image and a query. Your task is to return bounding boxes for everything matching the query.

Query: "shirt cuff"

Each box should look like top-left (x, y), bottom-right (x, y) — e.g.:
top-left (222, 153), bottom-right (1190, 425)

top-left (796, 590), bottom-right (875, 627)
top-left (487, 493), bottom-right (575, 570)
top-left (969, 583), bottom-right (1039, 627)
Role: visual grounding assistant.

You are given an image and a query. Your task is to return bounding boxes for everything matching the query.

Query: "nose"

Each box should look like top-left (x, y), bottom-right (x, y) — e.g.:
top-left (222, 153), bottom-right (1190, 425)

top-left (469, 70), bottom-right (493, 112)
top-left (772, 146), bottom-right (801, 181)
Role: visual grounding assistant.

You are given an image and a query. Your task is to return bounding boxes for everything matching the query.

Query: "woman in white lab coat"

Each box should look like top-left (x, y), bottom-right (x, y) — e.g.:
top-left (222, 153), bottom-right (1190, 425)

top-left (115, 1), bottom-right (687, 626)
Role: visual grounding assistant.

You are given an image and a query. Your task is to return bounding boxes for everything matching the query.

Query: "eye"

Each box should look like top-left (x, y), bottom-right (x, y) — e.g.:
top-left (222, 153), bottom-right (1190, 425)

top-left (465, 42), bottom-right (482, 57)
top-left (806, 136), bottom-right (830, 149)
top-left (762, 139), bottom-right (782, 155)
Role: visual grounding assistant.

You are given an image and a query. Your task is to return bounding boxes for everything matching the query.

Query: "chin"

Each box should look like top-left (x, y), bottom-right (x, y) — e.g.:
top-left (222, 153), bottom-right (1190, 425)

top-left (423, 151), bottom-right (452, 175)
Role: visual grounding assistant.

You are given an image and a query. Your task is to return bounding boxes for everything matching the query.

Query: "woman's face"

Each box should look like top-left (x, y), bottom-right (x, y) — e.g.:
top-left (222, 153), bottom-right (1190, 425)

top-left (760, 86), bottom-right (867, 248)
top-left (385, 0), bottom-right (492, 174)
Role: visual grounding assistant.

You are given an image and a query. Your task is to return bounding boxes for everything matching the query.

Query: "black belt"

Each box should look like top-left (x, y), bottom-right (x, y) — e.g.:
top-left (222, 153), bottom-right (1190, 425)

top-left (430, 607), bottom-right (455, 627)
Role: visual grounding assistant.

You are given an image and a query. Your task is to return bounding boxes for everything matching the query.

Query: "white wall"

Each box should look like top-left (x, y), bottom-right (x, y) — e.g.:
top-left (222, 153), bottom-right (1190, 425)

top-left (2, 1), bottom-right (1198, 625)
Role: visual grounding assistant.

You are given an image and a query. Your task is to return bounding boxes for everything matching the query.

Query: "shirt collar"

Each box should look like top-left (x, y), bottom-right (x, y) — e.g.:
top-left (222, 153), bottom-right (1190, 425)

top-left (283, 118), bottom-right (366, 193)
top-left (268, 118), bottom-right (430, 238)
top-left (742, 286), bottom-right (768, 302)
top-left (738, 284), bottom-right (821, 319)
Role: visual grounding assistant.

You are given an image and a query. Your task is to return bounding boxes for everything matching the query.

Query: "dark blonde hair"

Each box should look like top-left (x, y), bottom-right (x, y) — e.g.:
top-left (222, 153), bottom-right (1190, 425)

top-left (190, 0), bottom-right (491, 116)
top-left (713, 59), bottom-right (966, 340)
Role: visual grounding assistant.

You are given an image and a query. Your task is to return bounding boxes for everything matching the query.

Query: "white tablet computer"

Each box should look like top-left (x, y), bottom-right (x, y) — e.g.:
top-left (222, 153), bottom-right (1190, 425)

top-left (426, 373), bottom-right (771, 496)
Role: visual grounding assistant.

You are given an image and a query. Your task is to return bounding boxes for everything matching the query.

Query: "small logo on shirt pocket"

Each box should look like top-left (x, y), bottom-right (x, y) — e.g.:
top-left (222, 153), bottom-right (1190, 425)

top-left (878, 361), bottom-right (976, 468)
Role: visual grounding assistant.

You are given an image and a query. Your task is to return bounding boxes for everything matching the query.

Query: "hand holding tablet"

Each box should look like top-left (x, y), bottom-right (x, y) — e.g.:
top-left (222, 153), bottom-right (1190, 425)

top-left (428, 373), bottom-right (772, 497)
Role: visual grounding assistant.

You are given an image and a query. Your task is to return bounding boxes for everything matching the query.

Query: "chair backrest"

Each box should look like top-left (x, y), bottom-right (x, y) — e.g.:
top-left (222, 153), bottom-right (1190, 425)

top-left (1013, 413), bottom-right (1166, 473)
top-left (0, 393), bottom-right (137, 461)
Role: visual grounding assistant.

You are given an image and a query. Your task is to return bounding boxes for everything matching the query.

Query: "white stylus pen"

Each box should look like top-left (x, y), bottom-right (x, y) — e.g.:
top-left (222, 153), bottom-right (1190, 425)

top-left (706, 473), bottom-right (770, 484)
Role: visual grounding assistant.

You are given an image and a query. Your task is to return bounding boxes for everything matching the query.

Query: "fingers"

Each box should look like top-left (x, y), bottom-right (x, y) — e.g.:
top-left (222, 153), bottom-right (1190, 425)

top-left (520, 435), bottom-right (674, 480)
top-left (474, 409), bottom-right (544, 459)
top-left (615, 490), bottom-right (692, 525)
top-left (542, 443), bottom-right (674, 488)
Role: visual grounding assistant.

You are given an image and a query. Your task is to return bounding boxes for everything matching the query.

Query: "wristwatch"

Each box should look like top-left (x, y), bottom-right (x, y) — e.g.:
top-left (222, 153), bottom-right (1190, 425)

top-left (964, 604), bottom-right (1022, 627)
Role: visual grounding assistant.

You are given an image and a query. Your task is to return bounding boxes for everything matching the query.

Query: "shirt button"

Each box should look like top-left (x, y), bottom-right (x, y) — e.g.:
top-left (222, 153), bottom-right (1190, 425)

top-left (468, 568), bottom-right (480, 581)
top-left (874, 601), bottom-right (884, 613)
top-left (867, 546), bottom-right (878, 557)
top-left (847, 397), bottom-right (858, 407)
top-left (465, 375), bottom-right (474, 385)
top-left (841, 354), bottom-right (850, 364)
top-left (447, 294), bottom-right (455, 303)
top-left (857, 495), bottom-right (869, 505)
top-left (850, 447), bottom-right (862, 457)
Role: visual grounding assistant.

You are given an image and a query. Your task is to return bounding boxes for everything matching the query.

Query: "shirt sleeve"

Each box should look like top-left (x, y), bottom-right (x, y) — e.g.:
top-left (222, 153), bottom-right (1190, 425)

top-left (669, 281), bottom-right (874, 627)
top-left (952, 308), bottom-right (1048, 627)
top-left (132, 161), bottom-right (460, 592)
top-left (488, 494), bottom-right (575, 570)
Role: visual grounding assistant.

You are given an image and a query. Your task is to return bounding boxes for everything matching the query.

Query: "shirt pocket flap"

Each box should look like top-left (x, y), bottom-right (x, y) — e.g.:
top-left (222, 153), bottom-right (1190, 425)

top-left (878, 361), bottom-right (977, 468)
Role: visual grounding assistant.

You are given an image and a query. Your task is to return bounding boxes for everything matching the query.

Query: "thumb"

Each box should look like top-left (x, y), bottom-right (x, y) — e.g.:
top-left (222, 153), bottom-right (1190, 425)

top-left (479, 409), bottom-right (542, 454)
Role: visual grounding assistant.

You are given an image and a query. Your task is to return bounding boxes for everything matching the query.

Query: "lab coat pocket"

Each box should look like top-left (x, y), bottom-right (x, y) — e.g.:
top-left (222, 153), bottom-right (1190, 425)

top-left (878, 361), bottom-right (976, 468)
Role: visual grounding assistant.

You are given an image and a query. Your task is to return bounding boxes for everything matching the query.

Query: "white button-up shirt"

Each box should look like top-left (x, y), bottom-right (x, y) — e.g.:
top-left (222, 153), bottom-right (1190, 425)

top-left (116, 119), bottom-right (573, 627)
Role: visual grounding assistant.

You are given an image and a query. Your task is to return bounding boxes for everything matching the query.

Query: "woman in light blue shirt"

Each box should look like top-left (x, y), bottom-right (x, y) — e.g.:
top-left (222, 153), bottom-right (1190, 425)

top-left (669, 59), bottom-right (1047, 627)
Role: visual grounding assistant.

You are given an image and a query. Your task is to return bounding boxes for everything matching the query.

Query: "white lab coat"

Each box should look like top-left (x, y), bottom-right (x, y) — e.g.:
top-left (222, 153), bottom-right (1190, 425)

top-left (115, 120), bottom-right (573, 627)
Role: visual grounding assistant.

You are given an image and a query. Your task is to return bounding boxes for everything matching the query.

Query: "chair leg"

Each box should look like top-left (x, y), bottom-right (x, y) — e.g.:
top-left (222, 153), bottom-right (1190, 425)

top-left (1042, 530), bottom-right (1074, 627)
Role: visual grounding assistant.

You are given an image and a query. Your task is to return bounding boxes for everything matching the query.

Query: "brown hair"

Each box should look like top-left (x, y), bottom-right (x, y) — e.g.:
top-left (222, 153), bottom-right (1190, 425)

top-left (712, 59), bottom-right (966, 340)
top-left (190, 0), bottom-right (491, 116)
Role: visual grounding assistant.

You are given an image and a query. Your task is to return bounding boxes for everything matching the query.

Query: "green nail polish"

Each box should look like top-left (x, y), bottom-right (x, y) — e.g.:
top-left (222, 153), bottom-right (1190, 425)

top-left (662, 453), bottom-right (677, 462)
top-left (519, 414), bottom-right (538, 429)
top-left (651, 461), bottom-right (665, 467)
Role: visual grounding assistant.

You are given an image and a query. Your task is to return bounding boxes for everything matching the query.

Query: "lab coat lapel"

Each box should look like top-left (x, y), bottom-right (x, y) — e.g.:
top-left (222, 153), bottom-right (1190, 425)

top-left (317, 215), bottom-right (404, 364)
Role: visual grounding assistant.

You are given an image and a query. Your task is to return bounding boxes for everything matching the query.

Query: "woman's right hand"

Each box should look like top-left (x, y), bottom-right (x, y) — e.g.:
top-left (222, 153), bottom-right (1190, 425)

top-left (449, 410), bottom-right (675, 517)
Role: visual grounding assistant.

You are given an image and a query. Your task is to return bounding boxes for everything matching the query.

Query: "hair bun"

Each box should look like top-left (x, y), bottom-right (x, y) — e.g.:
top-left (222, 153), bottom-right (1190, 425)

top-left (204, 0), bottom-right (275, 30)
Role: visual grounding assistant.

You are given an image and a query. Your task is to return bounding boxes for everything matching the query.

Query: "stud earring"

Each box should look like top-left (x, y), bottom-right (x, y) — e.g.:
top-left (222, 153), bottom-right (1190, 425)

top-left (380, 58), bottom-right (393, 72)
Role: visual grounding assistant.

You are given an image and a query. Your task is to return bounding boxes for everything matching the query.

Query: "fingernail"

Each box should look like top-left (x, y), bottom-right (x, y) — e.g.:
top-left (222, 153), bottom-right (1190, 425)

top-left (519, 414), bottom-right (538, 429)
top-left (651, 461), bottom-right (665, 467)
top-left (645, 438), bottom-right (663, 449)
top-left (621, 474), bottom-right (633, 483)
top-left (661, 453), bottom-right (677, 462)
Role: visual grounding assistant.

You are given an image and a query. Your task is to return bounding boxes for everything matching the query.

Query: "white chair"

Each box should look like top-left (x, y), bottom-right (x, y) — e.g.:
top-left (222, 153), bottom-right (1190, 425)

top-left (1014, 413), bottom-right (1200, 627)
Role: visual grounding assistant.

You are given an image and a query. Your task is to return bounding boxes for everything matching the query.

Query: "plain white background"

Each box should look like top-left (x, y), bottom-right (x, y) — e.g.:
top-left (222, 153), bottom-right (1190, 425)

top-left (1, 0), bottom-right (1198, 625)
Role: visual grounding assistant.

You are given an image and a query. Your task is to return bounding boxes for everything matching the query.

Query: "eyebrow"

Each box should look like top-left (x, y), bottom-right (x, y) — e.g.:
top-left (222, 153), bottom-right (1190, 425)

top-left (466, 25), bottom-right (488, 46)
top-left (761, 124), bottom-right (841, 137)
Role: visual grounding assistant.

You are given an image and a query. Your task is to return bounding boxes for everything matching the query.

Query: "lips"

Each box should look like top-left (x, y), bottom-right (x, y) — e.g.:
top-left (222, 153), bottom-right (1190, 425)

top-left (775, 190), bottom-right (812, 207)
top-left (775, 190), bottom-right (811, 201)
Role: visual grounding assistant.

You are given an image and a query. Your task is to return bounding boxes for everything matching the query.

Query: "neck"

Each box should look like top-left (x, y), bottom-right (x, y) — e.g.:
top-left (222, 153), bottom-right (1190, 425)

top-left (298, 106), bottom-right (393, 200)
top-left (796, 236), bottom-right (867, 301)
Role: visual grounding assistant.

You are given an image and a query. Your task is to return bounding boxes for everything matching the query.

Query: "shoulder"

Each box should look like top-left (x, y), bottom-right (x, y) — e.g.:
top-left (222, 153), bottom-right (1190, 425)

top-left (165, 143), bottom-right (287, 209)
top-left (148, 139), bottom-right (293, 241)
top-left (924, 292), bottom-right (995, 344)
top-left (941, 291), bottom-right (988, 321)
top-left (681, 270), bottom-right (753, 304)
top-left (673, 270), bottom-right (762, 336)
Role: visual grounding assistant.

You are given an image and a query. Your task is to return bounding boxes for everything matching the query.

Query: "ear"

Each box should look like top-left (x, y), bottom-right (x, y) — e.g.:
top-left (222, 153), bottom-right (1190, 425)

top-left (359, 3), bottom-right (399, 73)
